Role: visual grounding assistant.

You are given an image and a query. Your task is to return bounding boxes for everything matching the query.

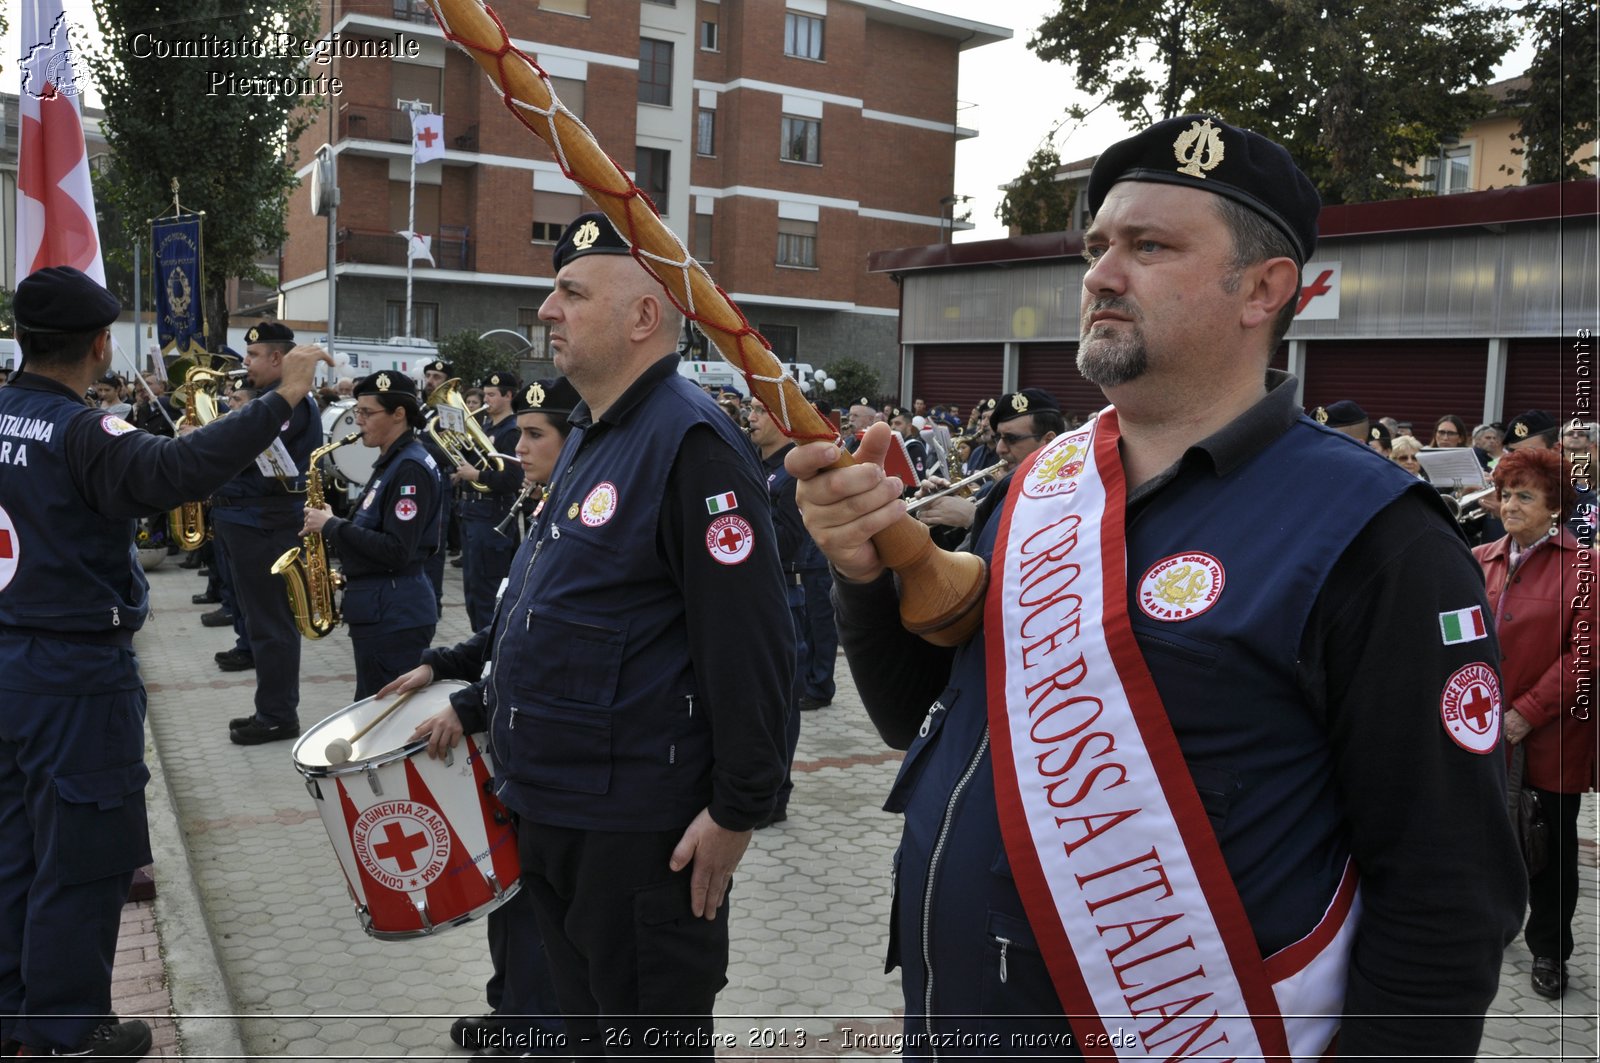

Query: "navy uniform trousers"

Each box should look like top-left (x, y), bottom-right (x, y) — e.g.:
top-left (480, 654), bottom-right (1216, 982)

top-left (0, 641), bottom-right (151, 1051)
top-left (214, 514), bottom-right (302, 729)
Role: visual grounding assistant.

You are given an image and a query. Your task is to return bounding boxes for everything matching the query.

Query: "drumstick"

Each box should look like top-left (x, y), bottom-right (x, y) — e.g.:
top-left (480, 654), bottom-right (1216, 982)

top-left (423, 0), bottom-right (988, 647)
top-left (325, 687), bottom-right (421, 765)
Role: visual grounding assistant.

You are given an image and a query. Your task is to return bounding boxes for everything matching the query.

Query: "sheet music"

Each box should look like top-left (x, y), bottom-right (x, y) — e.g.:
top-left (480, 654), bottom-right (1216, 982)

top-left (1415, 447), bottom-right (1486, 489)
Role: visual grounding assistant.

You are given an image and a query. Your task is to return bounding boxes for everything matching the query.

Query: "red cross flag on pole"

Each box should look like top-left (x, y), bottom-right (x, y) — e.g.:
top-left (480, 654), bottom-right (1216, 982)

top-left (412, 112), bottom-right (446, 165)
top-left (16, 0), bottom-right (105, 285)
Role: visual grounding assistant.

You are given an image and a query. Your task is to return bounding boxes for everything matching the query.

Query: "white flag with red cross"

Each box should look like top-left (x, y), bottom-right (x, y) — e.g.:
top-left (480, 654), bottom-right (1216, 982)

top-left (412, 112), bottom-right (446, 165)
top-left (16, 0), bottom-right (105, 285)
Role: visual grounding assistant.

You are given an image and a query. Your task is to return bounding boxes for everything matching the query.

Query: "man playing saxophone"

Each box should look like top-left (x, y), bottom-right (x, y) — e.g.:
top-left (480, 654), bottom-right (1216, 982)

top-left (216, 323), bottom-right (324, 746)
top-left (300, 371), bottom-right (443, 699)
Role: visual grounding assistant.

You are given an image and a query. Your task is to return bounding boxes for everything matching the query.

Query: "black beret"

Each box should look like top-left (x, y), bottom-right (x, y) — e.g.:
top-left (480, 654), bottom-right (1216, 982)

top-left (15, 266), bottom-right (120, 333)
top-left (352, 370), bottom-right (419, 403)
top-left (484, 371), bottom-right (521, 391)
top-left (1368, 422), bottom-right (1391, 447)
top-left (991, 389), bottom-right (1059, 430)
top-left (244, 322), bottom-right (294, 346)
top-left (884, 405), bottom-right (909, 421)
top-left (515, 377), bottom-right (581, 417)
top-left (552, 212), bottom-right (631, 272)
top-left (1087, 114), bottom-right (1321, 264)
top-left (1507, 409), bottom-right (1558, 443)
top-left (1315, 399), bottom-right (1367, 429)
top-left (423, 359), bottom-right (453, 377)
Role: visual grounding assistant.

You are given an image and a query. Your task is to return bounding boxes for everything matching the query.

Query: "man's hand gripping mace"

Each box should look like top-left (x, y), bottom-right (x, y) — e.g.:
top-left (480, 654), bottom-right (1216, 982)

top-left (424, 0), bottom-right (986, 646)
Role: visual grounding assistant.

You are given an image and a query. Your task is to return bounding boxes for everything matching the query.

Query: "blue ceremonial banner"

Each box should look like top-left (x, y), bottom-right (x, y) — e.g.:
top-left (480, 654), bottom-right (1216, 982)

top-left (152, 215), bottom-right (206, 360)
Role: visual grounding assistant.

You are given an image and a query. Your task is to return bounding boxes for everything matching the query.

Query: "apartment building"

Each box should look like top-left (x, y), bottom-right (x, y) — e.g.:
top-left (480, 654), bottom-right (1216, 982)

top-left (279, 0), bottom-right (1008, 376)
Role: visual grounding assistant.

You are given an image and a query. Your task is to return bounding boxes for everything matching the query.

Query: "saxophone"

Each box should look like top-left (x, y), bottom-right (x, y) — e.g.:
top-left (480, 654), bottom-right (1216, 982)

top-left (167, 366), bottom-right (233, 550)
top-left (271, 433), bottom-right (361, 639)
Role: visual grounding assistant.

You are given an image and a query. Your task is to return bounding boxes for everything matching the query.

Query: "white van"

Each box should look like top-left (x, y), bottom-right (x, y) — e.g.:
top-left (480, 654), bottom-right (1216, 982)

top-left (676, 358), bottom-right (820, 398)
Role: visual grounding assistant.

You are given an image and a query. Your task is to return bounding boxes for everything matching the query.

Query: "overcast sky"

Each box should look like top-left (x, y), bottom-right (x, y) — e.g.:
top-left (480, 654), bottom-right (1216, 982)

top-left (8, 0), bottom-right (1536, 243)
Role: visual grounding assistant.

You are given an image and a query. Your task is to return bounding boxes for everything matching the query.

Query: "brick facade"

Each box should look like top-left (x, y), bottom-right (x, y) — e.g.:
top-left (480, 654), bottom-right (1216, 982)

top-left (279, 1), bottom-right (1005, 377)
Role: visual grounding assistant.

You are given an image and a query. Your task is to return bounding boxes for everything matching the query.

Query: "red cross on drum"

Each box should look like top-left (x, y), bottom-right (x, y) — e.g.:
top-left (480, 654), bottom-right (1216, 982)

top-left (1439, 662), bottom-right (1503, 755)
top-left (292, 681), bottom-right (523, 939)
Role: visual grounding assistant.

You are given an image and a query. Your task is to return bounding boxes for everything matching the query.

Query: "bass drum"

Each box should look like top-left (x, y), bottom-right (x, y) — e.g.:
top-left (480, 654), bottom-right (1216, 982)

top-left (320, 400), bottom-right (379, 490)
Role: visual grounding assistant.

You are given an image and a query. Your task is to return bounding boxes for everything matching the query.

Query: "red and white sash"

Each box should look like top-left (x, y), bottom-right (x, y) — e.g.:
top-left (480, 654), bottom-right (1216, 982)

top-left (985, 410), bottom-right (1358, 1061)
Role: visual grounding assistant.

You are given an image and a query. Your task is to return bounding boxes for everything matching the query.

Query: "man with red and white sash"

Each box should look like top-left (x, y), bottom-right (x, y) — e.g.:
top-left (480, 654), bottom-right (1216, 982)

top-left (789, 116), bottom-right (1524, 1060)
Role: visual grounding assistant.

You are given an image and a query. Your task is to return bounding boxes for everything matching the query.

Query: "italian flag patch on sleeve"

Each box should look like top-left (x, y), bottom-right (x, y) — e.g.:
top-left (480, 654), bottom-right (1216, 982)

top-left (1439, 606), bottom-right (1487, 645)
top-left (705, 492), bottom-right (738, 514)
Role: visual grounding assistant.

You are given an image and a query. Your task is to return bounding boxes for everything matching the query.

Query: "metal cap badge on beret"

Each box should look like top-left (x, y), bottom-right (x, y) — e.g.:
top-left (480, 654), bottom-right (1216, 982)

top-left (423, 359), bottom-right (453, 377)
top-left (15, 266), bottom-right (121, 334)
top-left (1369, 422), bottom-right (1392, 447)
top-left (352, 370), bottom-right (419, 402)
top-left (1317, 399), bottom-right (1367, 429)
top-left (244, 321), bottom-right (295, 346)
top-left (1506, 409), bottom-right (1557, 442)
top-left (1087, 114), bottom-right (1321, 264)
top-left (515, 376), bottom-right (581, 416)
top-left (990, 388), bottom-right (1059, 430)
top-left (552, 212), bottom-right (632, 272)
top-left (484, 371), bottom-right (521, 391)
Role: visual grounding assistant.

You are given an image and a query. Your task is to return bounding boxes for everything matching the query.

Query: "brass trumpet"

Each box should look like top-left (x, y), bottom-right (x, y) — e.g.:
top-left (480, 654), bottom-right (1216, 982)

top-left (167, 366), bottom-right (241, 550)
top-left (424, 378), bottom-right (505, 493)
top-left (905, 462), bottom-right (1008, 515)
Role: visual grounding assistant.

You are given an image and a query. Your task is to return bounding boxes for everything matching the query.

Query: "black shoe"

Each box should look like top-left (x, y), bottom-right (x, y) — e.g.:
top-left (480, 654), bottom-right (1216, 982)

top-left (1532, 955), bottom-right (1567, 999)
top-left (228, 715), bottom-right (253, 730)
top-left (798, 696), bottom-right (830, 712)
top-left (755, 805), bottom-right (789, 830)
top-left (21, 1018), bottom-right (152, 1057)
top-left (230, 719), bottom-right (299, 746)
top-left (214, 649), bottom-right (254, 672)
top-left (200, 608), bottom-right (234, 628)
top-left (450, 555), bottom-right (465, 568)
top-left (452, 1015), bottom-right (498, 1049)
top-left (191, 592), bottom-right (221, 605)
top-left (179, 553), bottom-right (202, 569)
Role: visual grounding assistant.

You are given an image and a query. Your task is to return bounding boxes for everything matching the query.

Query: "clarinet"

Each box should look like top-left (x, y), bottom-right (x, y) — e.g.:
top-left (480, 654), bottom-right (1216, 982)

top-left (494, 481), bottom-right (540, 537)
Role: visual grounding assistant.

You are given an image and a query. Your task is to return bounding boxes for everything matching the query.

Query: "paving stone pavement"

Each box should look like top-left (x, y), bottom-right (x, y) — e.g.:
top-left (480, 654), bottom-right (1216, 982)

top-left (124, 555), bottom-right (1599, 1060)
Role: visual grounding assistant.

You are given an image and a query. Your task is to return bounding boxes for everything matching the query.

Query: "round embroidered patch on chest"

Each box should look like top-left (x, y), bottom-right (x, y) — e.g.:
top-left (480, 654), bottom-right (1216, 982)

top-left (580, 482), bottom-right (619, 527)
top-left (394, 498), bottom-right (418, 521)
top-left (1136, 552), bottom-right (1225, 622)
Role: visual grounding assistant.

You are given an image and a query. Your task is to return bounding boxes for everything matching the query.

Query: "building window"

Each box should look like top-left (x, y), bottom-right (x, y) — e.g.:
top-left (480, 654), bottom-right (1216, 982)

top-left (638, 38), bottom-right (673, 106)
top-left (540, 0), bottom-right (587, 14)
top-left (776, 218), bottom-right (817, 268)
top-left (759, 323), bottom-right (798, 363)
top-left (692, 212), bottom-right (714, 263)
top-left (785, 13), bottom-right (824, 60)
top-left (700, 20), bottom-right (719, 51)
top-left (393, 62), bottom-right (442, 112)
top-left (532, 190), bottom-right (582, 243)
top-left (386, 301), bottom-right (439, 340)
top-left (781, 115), bottom-right (820, 164)
top-left (696, 108), bottom-right (716, 156)
top-left (1424, 143), bottom-right (1473, 195)
top-left (517, 309), bottom-right (548, 358)
top-left (548, 76), bottom-right (585, 120)
top-left (636, 147), bottom-right (671, 211)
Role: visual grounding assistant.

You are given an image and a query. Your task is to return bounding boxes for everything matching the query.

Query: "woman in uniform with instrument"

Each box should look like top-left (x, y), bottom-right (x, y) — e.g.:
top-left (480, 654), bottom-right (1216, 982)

top-left (301, 371), bottom-right (443, 699)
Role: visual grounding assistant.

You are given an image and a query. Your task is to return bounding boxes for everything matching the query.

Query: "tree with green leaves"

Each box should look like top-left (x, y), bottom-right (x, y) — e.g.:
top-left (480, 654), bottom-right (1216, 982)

top-left (82, 0), bottom-right (323, 347)
top-left (1028, 0), bottom-right (1512, 205)
top-left (823, 357), bottom-right (879, 406)
top-left (437, 331), bottom-right (516, 389)
top-left (1507, 0), bottom-right (1598, 184)
top-left (998, 146), bottom-right (1077, 235)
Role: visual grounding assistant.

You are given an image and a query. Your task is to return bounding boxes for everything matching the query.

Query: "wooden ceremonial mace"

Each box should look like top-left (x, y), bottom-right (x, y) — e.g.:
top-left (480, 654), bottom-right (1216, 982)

top-left (424, 0), bottom-right (986, 646)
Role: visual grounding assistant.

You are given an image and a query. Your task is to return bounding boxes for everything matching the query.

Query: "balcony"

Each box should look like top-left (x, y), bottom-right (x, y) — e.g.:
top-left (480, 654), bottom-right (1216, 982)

top-left (337, 103), bottom-right (478, 153)
top-left (336, 226), bottom-right (474, 271)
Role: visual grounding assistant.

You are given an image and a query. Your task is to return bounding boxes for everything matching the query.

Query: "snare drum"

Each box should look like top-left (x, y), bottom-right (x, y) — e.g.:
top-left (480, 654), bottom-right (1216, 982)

top-left (293, 681), bottom-right (521, 939)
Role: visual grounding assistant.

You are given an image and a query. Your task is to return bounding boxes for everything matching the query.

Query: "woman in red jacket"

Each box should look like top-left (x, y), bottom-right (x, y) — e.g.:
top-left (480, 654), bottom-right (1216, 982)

top-left (1474, 447), bottom-right (1596, 999)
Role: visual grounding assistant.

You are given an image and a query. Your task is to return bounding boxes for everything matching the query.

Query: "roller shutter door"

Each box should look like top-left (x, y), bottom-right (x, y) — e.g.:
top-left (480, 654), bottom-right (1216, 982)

top-left (909, 345), bottom-right (1004, 410)
top-left (1017, 343), bottom-right (1107, 421)
top-left (1302, 340), bottom-right (1486, 435)
top-left (1502, 339), bottom-right (1574, 424)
